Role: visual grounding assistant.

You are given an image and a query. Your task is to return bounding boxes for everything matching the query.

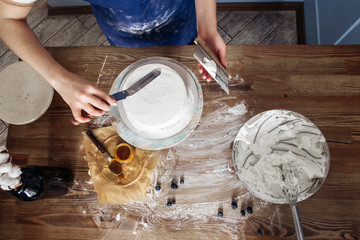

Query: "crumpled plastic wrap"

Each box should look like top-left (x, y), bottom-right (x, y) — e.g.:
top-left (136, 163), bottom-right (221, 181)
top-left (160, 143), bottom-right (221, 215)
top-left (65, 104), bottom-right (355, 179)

top-left (82, 126), bottom-right (159, 206)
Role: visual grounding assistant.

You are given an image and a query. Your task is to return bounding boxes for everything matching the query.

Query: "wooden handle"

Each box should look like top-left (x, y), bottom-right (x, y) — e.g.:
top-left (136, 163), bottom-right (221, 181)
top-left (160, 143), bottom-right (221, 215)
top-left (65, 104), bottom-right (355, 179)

top-left (85, 130), bottom-right (107, 154)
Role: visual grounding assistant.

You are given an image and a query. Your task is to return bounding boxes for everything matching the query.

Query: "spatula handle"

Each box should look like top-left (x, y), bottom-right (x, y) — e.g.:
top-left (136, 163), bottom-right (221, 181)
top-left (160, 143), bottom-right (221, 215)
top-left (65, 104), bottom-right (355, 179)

top-left (290, 203), bottom-right (305, 240)
top-left (85, 130), bottom-right (108, 155)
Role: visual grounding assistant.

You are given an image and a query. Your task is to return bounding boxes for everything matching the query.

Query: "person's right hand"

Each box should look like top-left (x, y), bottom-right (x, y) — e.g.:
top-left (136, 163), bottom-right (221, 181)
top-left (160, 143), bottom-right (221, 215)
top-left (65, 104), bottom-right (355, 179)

top-left (197, 31), bottom-right (227, 82)
top-left (52, 71), bottom-right (117, 125)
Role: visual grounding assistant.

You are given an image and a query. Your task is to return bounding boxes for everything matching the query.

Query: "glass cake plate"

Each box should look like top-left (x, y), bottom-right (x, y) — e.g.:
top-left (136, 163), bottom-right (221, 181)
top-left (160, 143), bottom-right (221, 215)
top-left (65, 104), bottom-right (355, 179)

top-left (109, 57), bottom-right (203, 150)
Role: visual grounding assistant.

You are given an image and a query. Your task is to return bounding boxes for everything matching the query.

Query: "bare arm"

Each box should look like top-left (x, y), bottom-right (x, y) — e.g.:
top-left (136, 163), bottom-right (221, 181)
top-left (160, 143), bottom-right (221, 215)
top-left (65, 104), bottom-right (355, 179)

top-left (0, 1), bottom-right (116, 124)
top-left (194, 0), bottom-right (226, 82)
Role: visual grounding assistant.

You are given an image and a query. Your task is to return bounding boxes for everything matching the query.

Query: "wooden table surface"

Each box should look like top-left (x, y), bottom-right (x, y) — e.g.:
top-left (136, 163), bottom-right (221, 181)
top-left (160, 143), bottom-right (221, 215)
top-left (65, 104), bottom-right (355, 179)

top-left (1, 45), bottom-right (360, 239)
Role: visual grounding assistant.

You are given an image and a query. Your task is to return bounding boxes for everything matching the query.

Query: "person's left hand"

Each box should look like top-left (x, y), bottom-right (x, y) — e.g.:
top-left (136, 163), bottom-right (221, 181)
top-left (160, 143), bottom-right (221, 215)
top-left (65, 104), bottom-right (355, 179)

top-left (198, 31), bottom-right (226, 82)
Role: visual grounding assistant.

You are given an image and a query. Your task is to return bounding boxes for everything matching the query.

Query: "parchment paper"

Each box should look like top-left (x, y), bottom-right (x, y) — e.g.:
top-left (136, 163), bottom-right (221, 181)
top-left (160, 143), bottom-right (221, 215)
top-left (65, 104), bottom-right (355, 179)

top-left (82, 126), bottom-right (159, 206)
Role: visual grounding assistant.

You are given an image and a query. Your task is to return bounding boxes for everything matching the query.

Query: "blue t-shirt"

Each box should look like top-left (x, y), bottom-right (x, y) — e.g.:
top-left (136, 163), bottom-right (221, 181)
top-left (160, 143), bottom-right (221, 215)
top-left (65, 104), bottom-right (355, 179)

top-left (84, 0), bottom-right (197, 47)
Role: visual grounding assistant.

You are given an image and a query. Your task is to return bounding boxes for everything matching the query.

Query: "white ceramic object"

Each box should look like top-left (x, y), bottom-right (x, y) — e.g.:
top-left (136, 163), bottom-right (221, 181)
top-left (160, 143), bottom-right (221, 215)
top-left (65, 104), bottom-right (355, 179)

top-left (0, 62), bottom-right (53, 125)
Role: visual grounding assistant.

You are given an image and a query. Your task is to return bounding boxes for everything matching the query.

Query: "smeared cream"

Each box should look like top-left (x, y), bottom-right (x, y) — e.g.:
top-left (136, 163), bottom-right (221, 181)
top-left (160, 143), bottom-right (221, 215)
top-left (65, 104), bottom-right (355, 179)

top-left (202, 57), bottom-right (217, 78)
top-left (233, 110), bottom-right (329, 203)
top-left (121, 63), bottom-right (190, 139)
top-left (227, 104), bottom-right (247, 116)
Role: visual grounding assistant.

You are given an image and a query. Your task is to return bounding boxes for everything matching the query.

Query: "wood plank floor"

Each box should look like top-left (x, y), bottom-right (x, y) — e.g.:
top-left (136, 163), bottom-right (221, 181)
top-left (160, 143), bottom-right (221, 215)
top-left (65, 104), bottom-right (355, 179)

top-left (0, 2), bottom-right (298, 143)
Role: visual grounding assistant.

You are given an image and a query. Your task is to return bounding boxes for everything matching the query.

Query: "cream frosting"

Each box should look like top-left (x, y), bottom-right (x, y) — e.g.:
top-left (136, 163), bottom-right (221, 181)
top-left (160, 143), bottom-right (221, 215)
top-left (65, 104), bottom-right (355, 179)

top-left (120, 63), bottom-right (189, 139)
top-left (202, 57), bottom-right (217, 78)
top-left (233, 110), bottom-right (329, 203)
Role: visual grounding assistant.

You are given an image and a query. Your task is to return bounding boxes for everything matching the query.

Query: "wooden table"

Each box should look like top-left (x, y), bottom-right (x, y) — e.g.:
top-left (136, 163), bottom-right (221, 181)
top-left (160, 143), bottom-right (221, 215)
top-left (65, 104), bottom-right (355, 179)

top-left (1, 45), bottom-right (360, 239)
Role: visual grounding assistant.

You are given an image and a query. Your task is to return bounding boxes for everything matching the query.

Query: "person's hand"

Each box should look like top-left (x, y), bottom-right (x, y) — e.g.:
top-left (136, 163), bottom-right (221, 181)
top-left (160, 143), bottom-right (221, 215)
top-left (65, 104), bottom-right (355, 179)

top-left (0, 0), bottom-right (115, 125)
top-left (52, 71), bottom-right (117, 125)
top-left (198, 31), bottom-right (227, 82)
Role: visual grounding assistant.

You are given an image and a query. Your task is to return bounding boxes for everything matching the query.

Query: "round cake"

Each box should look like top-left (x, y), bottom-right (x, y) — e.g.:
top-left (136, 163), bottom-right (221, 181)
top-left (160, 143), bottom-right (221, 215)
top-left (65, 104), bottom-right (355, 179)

top-left (118, 63), bottom-right (194, 139)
